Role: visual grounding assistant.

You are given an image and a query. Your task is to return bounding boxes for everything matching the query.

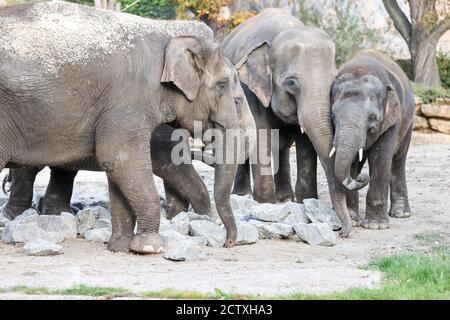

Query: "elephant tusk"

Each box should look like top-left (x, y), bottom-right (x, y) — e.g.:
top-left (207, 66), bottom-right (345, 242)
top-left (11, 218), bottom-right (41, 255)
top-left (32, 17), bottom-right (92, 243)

top-left (359, 148), bottom-right (363, 162)
top-left (300, 126), bottom-right (305, 134)
top-left (329, 146), bottom-right (336, 158)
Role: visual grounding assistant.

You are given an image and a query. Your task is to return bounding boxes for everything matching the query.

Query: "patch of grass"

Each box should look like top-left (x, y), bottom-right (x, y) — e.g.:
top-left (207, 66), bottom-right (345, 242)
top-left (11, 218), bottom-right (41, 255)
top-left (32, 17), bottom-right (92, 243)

top-left (1, 251), bottom-right (448, 300)
top-left (58, 284), bottom-right (131, 297)
top-left (412, 82), bottom-right (450, 104)
top-left (141, 288), bottom-right (214, 300)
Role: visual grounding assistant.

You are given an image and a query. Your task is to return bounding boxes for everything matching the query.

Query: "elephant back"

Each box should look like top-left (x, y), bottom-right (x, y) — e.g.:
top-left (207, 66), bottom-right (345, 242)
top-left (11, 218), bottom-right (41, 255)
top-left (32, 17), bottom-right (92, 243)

top-left (221, 8), bottom-right (304, 66)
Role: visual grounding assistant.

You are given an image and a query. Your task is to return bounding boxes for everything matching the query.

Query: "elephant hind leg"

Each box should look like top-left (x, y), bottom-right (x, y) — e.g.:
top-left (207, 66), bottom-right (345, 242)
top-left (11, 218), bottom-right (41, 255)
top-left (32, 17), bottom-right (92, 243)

top-left (107, 179), bottom-right (135, 252)
top-left (389, 130), bottom-right (412, 219)
top-left (40, 168), bottom-right (77, 215)
top-left (232, 159), bottom-right (252, 196)
top-left (2, 167), bottom-right (40, 220)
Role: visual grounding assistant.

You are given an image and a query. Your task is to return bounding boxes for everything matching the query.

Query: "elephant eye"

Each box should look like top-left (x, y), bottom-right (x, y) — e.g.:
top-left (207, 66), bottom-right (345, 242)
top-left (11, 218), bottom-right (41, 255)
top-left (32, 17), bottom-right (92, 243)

top-left (234, 97), bottom-right (243, 110)
top-left (368, 114), bottom-right (377, 122)
top-left (283, 78), bottom-right (299, 88)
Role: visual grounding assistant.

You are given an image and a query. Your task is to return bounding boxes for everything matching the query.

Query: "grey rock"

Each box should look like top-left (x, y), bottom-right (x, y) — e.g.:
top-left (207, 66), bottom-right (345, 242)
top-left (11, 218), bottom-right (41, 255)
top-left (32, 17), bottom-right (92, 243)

top-left (191, 236), bottom-right (208, 247)
top-left (233, 208), bottom-right (254, 221)
top-left (236, 221), bottom-right (258, 244)
top-left (171, 211), bottom-right (190, 224)
top-left (23, 239), bottom-right (63, 256)
top-left (163, 238), bottom-right (204, 261)
top-left (279, 202), bottom-right (309, 225)
top-left (303, 198), bottom-right (342, 231)
top-left (160, 219), bottom-right (190, 235)
top-left (160, 230), bottom-right (186, 248)
top-left (2, 222), bottom-right (44, 244)
top-left (248, 219), bottom-right (293, 239)
top-left (76, 206), bottom-right (110, 235)
top-left (187, 212), bottom-right (216, 223)
top-left (38, 213), bottom-right (78, 239)
top-left (0, 211), bottom-right (10, 227)
top-left (230, 194), bottom-right (258, 211)
top-left (251, 203), bottom-right (291, 222)
top-left (84, 228), bottom-right (111, 243)
top-left (189, 220), bottom-right (226, 248)
top-left (293, 222), bottom-right (337, 246)
top-left (15, 208), bottom-right (39, 223)
top-left (94, 218), bottom-right (112, 230)
top-left (41, 231), bottom-right (65, 244)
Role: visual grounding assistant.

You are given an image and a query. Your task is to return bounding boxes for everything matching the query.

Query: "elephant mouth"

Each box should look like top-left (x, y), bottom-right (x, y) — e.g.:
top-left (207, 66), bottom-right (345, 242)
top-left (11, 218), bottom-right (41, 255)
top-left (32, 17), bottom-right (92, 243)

top-left (272, 109), bottom-right (297, 125)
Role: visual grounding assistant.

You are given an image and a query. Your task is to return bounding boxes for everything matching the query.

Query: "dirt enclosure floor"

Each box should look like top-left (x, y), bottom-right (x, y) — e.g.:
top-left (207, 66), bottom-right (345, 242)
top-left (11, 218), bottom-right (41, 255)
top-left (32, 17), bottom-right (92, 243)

top-left (0, 133), bottom-right (448, 298)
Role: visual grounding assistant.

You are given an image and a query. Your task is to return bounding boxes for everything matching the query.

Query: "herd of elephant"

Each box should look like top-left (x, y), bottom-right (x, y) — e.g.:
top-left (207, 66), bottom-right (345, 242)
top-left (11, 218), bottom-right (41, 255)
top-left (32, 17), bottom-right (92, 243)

top-left (0, 2), bottom-right (414, 254)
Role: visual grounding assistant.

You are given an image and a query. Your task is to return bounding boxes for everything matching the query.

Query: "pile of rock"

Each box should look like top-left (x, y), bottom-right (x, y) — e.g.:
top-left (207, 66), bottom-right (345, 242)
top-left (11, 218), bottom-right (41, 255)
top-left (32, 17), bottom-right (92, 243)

top-left (413, 97), bottom-right (450, 134)
top-left (0, 195), bottom-right (342, 261)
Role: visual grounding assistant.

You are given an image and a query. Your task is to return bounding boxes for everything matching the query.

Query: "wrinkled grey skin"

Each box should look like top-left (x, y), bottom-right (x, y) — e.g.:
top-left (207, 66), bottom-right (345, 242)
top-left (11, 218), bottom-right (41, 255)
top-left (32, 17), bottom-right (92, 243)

top-left (221, 9), bottom-right (354, 236)
top-left (2, 124), bottom-right (213, 220)
top-left (0, 3), bottom-right (254, 252)
top-left (331, 49), bottom-right (414, 229)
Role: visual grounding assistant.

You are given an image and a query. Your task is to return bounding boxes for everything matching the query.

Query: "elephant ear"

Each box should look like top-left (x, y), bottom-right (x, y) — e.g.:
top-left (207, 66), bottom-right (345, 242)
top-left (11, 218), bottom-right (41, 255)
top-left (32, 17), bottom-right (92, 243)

top-left (381, 84), bottom-right (401, 134)
top-left (161, 36), bottom-right (203, 101)
top-left (235, 42), bottom-right (272, 108)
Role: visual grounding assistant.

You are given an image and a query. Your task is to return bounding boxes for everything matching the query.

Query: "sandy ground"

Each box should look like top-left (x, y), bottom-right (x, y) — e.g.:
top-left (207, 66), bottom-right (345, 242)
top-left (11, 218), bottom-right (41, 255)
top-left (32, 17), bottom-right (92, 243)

top-left (0, 134), bottom-right (448, 298)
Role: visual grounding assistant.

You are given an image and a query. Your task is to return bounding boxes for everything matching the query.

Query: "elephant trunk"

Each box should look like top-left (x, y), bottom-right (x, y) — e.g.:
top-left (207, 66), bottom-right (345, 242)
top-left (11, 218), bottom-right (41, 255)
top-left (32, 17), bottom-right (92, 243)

top-left (296, 82), bottom-right (354, 235)
top-left (213, 128), bottom-right (238, 247)
top-left (334, 125), bottom-right (369, 191)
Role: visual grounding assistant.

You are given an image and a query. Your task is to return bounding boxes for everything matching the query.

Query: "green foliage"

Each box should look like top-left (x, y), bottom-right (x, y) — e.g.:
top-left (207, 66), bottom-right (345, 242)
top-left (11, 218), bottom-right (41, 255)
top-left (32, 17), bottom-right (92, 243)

top-left (298, 0), bottom-right (380, 66)
top-left (437, 52), bottom-right (450, 90)
top-left (66, 0), bottom-right (176, 19)
top-left (412, 82), bottom-right (450, 104)
top-left (121, 0), bottom-right (176, 19)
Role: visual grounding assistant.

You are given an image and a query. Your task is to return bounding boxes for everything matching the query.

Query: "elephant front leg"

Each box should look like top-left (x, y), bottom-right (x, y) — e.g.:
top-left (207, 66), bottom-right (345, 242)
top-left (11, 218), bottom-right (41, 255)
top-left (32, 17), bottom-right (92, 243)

top-left (251, 128), bottom-right (276, 203)
top-left (347, 160), bottom-right (365, 226)
top-left (274, 147), bottom-right (294, 202)
top-left (362, 132), bottom-right (395, 230)
top-left (389, 130), bottom-right (412, 219)
top-left (2, 167), bottom-right (41, 220)
top-left (294, 133), bottom-right (318, 203)
top-left (232, 159), bottom-right (252, 196)
top-left (107, 179), bottom-right (136, 252)
top-left (40, 168), bottom-right (77, 215)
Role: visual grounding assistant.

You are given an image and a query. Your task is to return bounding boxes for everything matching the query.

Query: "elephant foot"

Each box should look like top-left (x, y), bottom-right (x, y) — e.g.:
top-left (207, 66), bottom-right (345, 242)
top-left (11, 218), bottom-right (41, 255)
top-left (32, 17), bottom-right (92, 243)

top-left (232, 185), bottom-right (252, 196)
top-left (253, 191), bottom-right (276, 204)
top-left (361, 217), bottom-right (390, 230)
top-left (389, 207), bottom-right (411, 219)
top-left (1, 204), bottom-right (30, 220)
top-left (107, 235), bottom-right (133, 252)
top-left (349, 209), bottom-right (362, 227)
top-left (276, 188), bottom-right (294, 203)
top-left (130, 233), bottom-right (165, 254)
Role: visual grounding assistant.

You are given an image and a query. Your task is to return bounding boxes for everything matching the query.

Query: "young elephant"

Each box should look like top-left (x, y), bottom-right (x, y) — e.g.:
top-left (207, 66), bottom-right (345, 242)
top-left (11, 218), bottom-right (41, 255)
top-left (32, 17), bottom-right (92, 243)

top-left (2, 124), bottom-right (214, 220)
top-left (330, 50), bottom-right (414, 229)
top-left (0, 2), bottom-right (253, 253)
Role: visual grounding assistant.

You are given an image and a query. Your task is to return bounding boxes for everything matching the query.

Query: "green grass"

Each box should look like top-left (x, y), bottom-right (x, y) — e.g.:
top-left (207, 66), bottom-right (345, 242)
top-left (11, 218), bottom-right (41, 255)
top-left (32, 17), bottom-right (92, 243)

top-left (1, 250), bottom-right (448, 299)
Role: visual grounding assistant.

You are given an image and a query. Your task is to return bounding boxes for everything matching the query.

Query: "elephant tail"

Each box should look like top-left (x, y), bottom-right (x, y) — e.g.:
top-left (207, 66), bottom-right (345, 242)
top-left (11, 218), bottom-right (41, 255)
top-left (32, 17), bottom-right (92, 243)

top-left (2, 169), bottom-right (11, 194)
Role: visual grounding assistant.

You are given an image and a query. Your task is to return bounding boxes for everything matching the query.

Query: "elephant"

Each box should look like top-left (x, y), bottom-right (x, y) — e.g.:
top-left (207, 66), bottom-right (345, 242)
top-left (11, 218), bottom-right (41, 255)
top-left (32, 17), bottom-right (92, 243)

top-left (1, 124), bottom-right (214, 221)
top-left (221, 9), bottom-right (355, 236)
top-left (0, 2), bottom-right (255, 253)
top-left (330, 49), bottom-right (414, 229)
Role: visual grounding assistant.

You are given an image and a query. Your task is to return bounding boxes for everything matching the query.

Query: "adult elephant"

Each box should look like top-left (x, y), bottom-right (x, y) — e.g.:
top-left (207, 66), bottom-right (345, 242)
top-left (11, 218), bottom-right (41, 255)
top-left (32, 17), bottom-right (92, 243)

top-left (221, 8), bottom-right (354, 236)
top-left (0, 2), bottom-right (254, 252)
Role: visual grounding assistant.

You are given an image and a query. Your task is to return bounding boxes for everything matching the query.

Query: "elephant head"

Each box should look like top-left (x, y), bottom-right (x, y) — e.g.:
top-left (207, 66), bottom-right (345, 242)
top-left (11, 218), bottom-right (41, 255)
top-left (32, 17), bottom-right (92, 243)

top-left (233, 27), bottom-right (336, 166)
top-left (331, 67), bottom-right (402, 191)
top-left (161, 35), bottom-right (256, 247)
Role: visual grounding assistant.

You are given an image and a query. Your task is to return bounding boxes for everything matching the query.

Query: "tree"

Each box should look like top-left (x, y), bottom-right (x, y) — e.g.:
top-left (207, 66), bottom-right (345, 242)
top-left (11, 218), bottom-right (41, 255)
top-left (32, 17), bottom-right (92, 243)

top-left (382, 0), bottom-right (450, 86)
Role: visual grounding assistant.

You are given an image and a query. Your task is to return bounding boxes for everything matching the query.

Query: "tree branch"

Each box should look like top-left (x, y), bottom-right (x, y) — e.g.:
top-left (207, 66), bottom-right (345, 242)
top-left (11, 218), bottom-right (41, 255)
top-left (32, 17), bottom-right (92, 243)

top-left (431, 16), bottom-right (450, 40)
top-left (382, 0), bottom-right (412, 44)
